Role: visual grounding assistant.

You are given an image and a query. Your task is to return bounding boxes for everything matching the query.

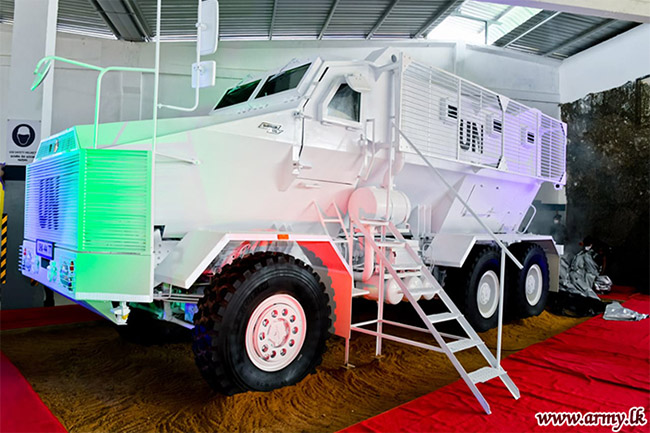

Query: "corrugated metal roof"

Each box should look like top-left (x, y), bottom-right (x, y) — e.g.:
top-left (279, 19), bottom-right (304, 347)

top-left (493, 10), bottom-right (639, 59)
top-left (0, 0), bottom-right (641, 60)
top-left (0, 0), bottom-right (116, 39)
top-left (58, 0), bottom-right (116, 39)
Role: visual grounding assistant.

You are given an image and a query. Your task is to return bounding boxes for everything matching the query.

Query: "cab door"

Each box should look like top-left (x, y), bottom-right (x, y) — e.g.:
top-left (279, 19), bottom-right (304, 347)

top-left (297, 67), bottom-right (374, 185)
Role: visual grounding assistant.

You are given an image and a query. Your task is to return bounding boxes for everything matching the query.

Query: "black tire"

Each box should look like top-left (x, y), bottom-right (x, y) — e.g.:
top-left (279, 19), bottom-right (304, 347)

top-left (446, 247), bottom-right (502, 332)
top-left (507, 244), bottom-right (549, 318)
top-left (192, 252), bottom-right (331, 395)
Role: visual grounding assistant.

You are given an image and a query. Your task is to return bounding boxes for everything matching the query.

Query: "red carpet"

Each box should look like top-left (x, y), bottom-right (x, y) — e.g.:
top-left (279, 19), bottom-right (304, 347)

top-left (0, 306), bottom-right (94, 432)
top-left (0, 352), bottom-right (67, 433)
top-left (0, 304), bottom-right (101, 331)
top-left (341, 295), bottom-right (650, 433)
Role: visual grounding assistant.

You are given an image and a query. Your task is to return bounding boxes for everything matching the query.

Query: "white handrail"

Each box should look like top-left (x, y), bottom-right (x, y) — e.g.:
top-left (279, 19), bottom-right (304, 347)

top-left (30, 56), bottom-right (155, 149)
top-left (395, 124), bottom-right (523, 270)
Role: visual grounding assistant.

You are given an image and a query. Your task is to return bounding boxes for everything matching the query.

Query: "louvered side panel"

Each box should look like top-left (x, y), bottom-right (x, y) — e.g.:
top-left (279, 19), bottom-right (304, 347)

top-left (401, 61), bottom-right (459, 161)
top-left (503, 100), bottom-right (538, 178)
top-left (539, 115), bottom-right (567, 182)
top-left (24, 152), bottom-right (80, 249)
top-left (399, 57), bottom-right (567, 185)
top-left (79, 149), bottom-right (152, 254)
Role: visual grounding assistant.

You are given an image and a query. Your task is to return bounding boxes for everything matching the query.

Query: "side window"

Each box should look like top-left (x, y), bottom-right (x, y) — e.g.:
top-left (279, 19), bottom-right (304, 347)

top-left (214, 79), bottom-right (261, 110)
top-left (327, 83), bottom-right (360, 122)
top-left (255, 63), bottom-right (311, 98)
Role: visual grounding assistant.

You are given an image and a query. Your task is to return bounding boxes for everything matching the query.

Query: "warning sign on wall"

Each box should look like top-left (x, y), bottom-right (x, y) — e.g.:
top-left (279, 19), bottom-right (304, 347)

top-left (6, 119), bottom-right (41, 166)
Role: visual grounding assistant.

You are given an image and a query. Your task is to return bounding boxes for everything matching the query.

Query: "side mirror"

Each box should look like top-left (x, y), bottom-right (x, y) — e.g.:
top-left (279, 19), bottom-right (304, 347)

top-left (31, 58), bottom-right (53, 91)
top-left (345, 73), bottom-right (372, 93)
top-left (192, 61), bottom-right (216, 88)
top-left (200, 0), bottom-right (219, 56)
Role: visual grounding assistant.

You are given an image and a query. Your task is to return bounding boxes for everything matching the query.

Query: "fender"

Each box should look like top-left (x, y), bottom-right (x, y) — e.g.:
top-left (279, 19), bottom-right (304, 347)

top-left (154, 229), bottom-right (352, 338)
top-left (426, 233), bottom-right (560, 292)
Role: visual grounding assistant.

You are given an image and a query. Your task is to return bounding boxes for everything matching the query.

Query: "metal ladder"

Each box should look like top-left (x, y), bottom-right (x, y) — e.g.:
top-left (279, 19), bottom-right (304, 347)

top-left (349, 216), bottom-right (520, 415)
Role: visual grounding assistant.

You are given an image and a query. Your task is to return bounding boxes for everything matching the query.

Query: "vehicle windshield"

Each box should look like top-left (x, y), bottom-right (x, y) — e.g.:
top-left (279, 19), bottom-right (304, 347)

top-left (214, 79), bottom-right (261, 110)
top-left (255, 63), bottom-right (311, 99)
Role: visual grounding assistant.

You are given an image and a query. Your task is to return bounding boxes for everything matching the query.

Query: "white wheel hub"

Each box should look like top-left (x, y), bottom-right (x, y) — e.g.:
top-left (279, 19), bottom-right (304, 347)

top-left (477, 270), bottom-right (499, 319)
top-left (525, 264), bottom-right (543, 306)
top-left (245, 294), bottom-right (306, 372)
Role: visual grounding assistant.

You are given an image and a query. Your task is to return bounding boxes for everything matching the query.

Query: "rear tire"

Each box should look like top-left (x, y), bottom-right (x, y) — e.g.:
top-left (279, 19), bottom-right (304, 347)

top-left (446, 247), bottom-right (502, 332)
top-left (192, 252), bottom-right (331, 395)
top-left (507, 244), bottom-right (549, 318)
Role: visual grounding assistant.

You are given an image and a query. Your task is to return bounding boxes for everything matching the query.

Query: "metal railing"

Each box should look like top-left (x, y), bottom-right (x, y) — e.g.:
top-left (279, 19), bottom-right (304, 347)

top-left (31, 55), bottom-right (156, 150)
top-left (395, 124), bottom-right (523, 366)
top-left (399, 59), bottom-right (566, 184)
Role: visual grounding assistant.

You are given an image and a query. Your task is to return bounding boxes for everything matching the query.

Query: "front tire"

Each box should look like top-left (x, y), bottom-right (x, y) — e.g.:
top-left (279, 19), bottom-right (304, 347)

top-left (507, 244), bottom-right (549, 318)
top-left (192, 252), bottom-right (330, 395)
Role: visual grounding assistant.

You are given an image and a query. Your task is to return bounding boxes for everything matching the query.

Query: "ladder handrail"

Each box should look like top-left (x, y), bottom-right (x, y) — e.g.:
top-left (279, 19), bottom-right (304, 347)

top-left (385, 219), bottom-right (507, 369)
top-left (394, 123), bottom-right (523, 270)
top-left (351, 216), bottom-right (492, 415)
top-left (312, 200), bottom-right (353, 269)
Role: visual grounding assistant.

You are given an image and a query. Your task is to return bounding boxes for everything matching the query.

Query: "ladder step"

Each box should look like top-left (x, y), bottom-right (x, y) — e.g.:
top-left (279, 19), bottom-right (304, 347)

top-left (376, 240), bottom-right (405, 248)
top-left (426, 312), bottom-right (459, 324)
top-left (408, 286), bottom-right (439, 297)
top-left (386, 270), bottom-right (422, 279)
top-left (392, 265), bottom-right (422, 271)
top-left (359, 219), bottom-right (389, 226)
top-left (446, 338), bottom-right (480, 353)
top-left (323, 218), bottom-right (341, 223)
top-left (468, 366), bottom-right (506, 384)
top-left (352, 287), bottom-right (370, 297)
top-left (332, 239), bottom-right (348, 244)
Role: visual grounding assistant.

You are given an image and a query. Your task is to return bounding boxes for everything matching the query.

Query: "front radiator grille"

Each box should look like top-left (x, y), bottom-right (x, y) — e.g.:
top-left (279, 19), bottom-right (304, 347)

top-left (79, 150), bottom-right (151, 254)
top-left (25, 152), bottom-right (80, 249)
top-left (24, 148), bottom-right (151, 255)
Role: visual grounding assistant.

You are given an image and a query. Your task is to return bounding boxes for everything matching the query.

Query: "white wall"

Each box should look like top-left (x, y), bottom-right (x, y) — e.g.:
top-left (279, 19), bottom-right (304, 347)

top-left (0, 25), bottom-right (13, 157)
top-left (560, 24), bottom-right (650, 103)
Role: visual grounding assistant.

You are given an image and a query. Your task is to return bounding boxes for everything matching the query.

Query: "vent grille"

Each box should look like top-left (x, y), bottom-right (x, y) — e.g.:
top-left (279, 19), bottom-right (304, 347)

top-left (399, 59), bottom-right (566, 183)
top-left (25, 148), bottom-right (152, 255)
top-left (79, 150), bottom-right (151, 254)
top-left (25, 152), bottom-right (80, 249)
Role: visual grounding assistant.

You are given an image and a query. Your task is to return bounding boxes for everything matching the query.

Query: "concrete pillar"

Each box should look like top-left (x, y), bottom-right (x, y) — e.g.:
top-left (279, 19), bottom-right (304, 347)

top-left (6, 0), bottom-right (58, 141)
top-left (2, 0), bottom-right (59, 309)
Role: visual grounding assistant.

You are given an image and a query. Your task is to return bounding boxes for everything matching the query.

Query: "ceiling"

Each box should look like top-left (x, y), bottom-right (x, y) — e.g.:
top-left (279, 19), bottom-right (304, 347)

top-left (0, 0), bottom-right (641, 60)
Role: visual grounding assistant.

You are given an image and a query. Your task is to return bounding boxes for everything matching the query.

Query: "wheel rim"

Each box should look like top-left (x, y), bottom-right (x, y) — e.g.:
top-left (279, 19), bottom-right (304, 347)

top-left (245, 294), bottom-right (307, 372)
top-left (477, 270), bottom-right (499, 319)
top-left (525, 264), bottom-right (543, 306)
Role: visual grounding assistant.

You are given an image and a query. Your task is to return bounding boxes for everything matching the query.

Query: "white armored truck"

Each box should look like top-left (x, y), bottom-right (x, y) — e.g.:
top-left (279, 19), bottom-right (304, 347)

top-left (21, 47), bottom-right (566, 413)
